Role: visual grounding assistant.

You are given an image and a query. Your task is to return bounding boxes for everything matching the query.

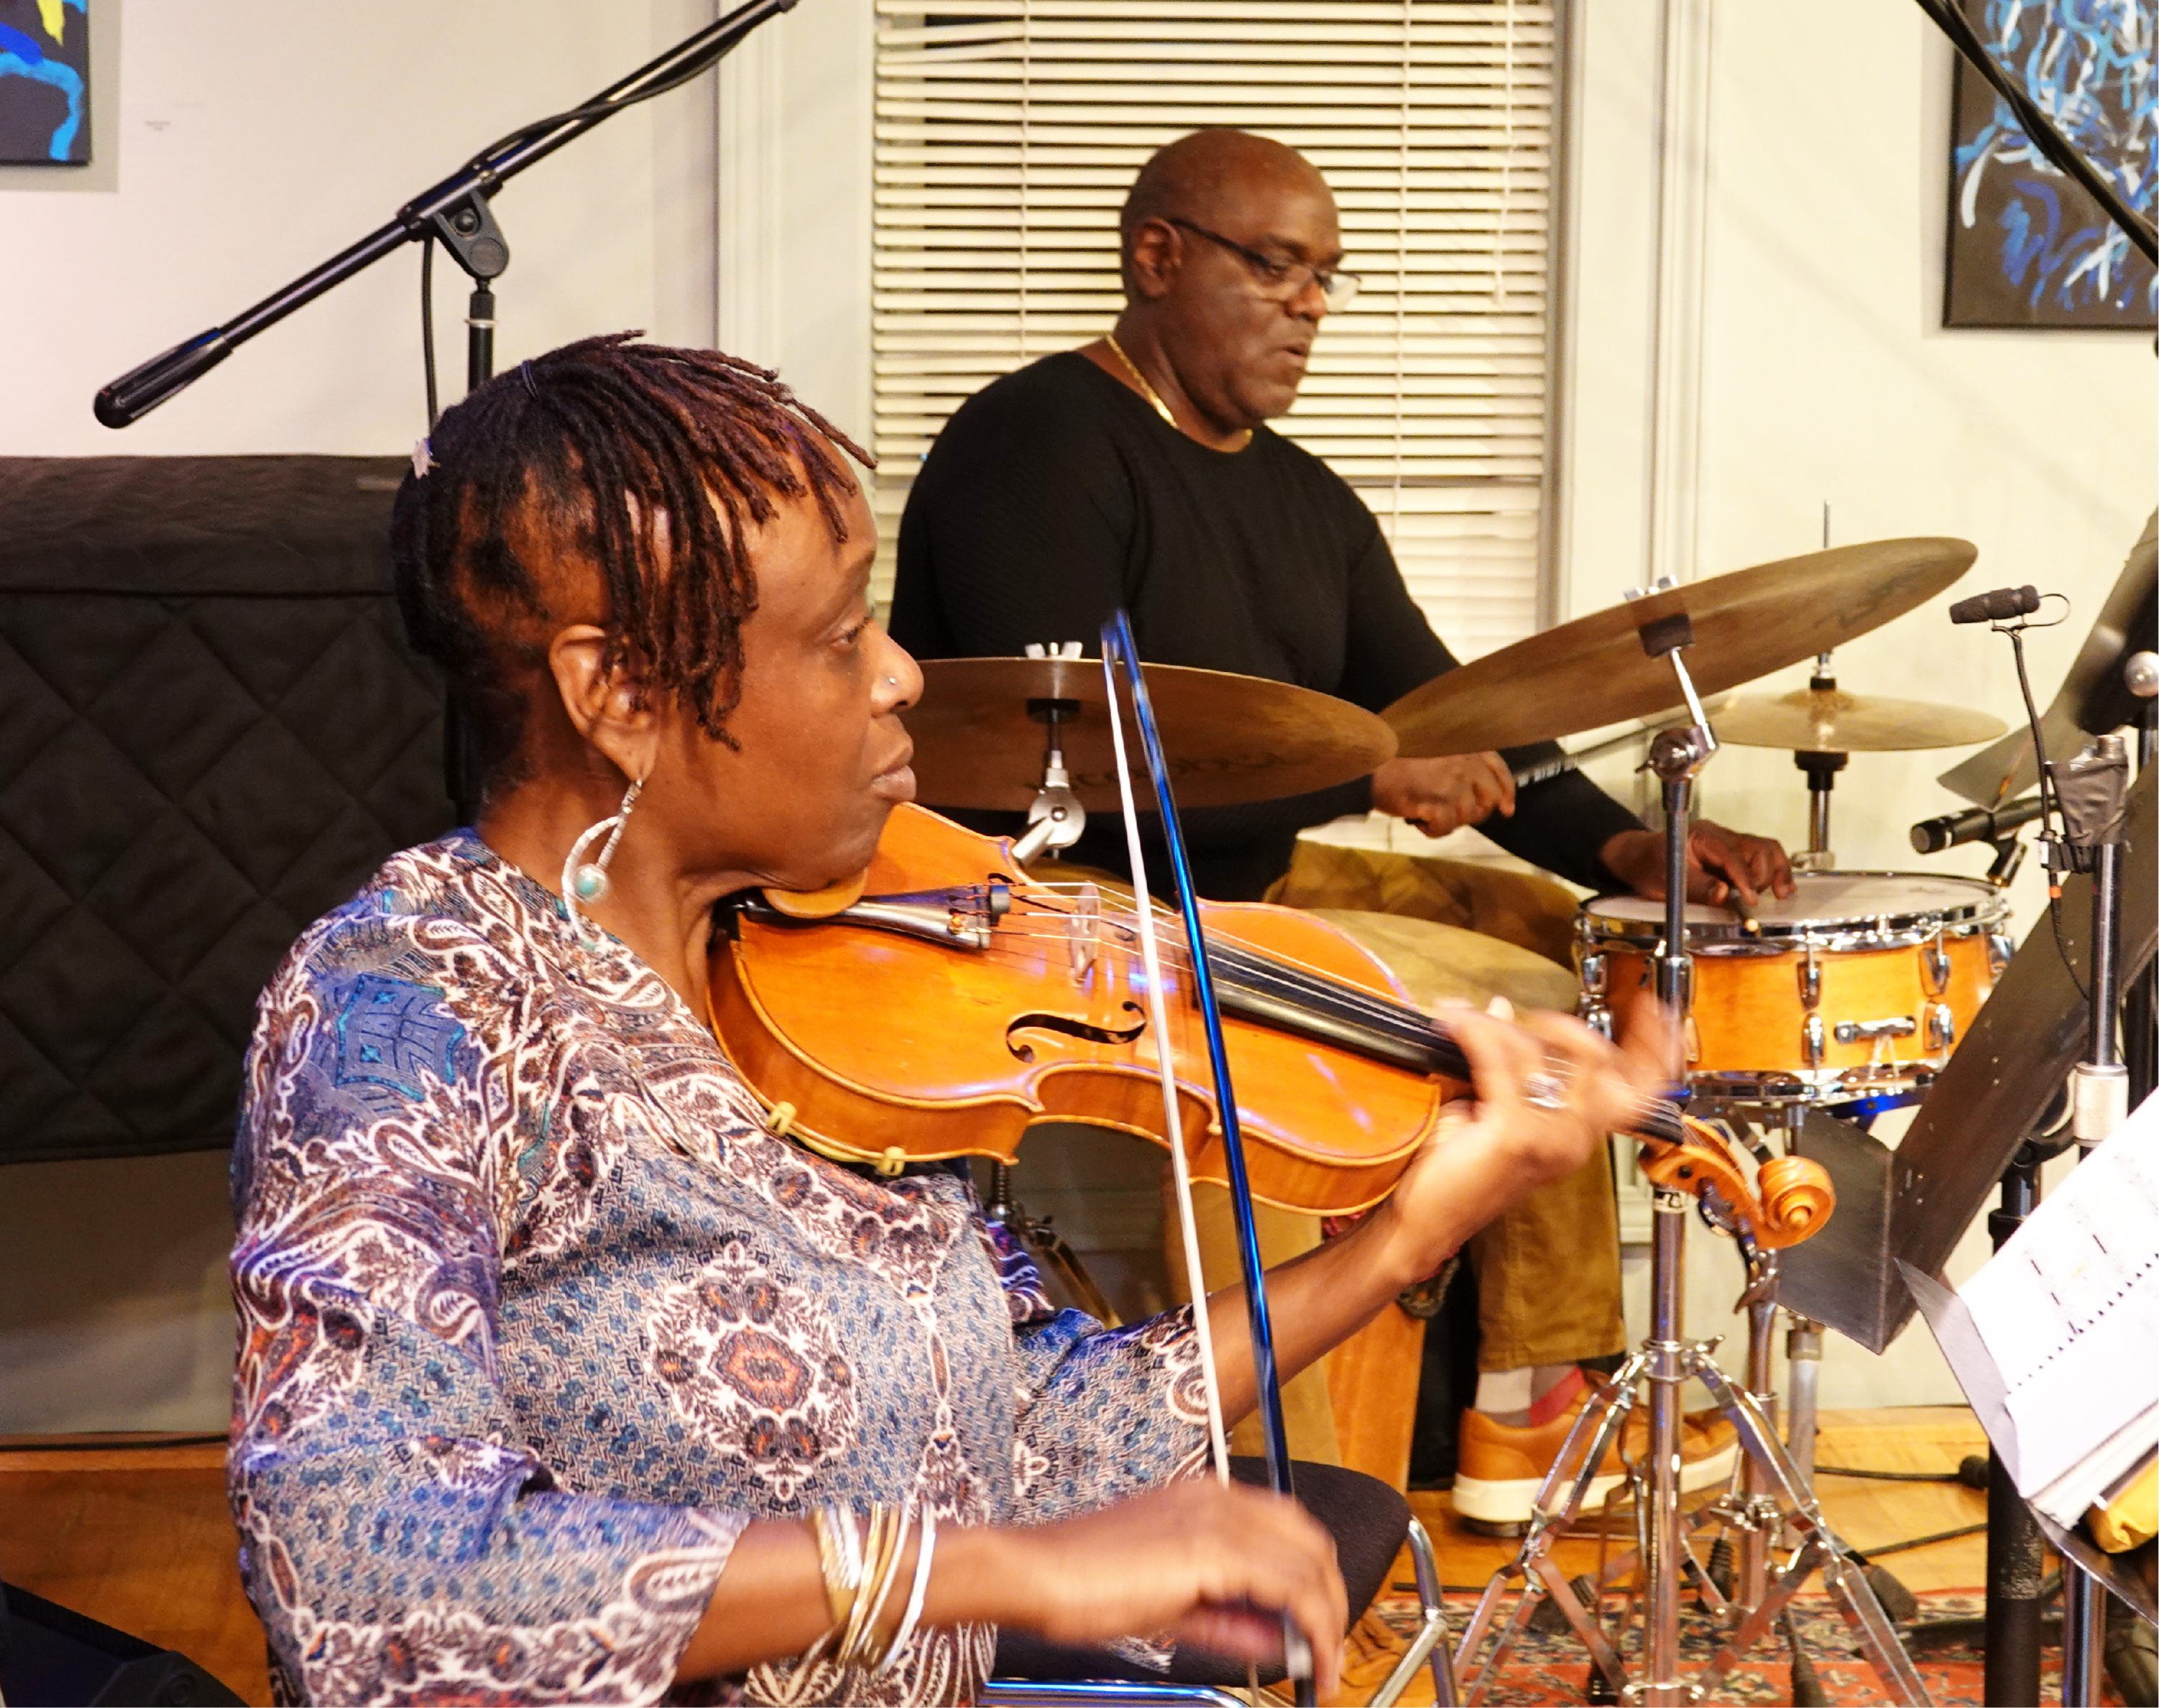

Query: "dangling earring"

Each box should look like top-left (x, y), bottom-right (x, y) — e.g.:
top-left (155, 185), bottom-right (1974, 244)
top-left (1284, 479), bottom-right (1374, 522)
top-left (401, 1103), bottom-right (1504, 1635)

top-left (561, 775), bottom-right (644, 942)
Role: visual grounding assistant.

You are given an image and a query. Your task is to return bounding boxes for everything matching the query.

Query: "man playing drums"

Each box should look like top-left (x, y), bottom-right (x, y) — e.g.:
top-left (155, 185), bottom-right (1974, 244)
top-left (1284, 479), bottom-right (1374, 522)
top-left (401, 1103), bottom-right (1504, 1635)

top-left (889, 129), bottom-right (1794, 1527)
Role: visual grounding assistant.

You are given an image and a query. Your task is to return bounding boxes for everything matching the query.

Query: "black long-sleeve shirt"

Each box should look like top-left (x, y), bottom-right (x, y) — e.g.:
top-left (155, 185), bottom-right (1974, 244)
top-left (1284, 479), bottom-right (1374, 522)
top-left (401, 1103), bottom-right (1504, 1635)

top-left (890, 352), bottom-right (1640, 900)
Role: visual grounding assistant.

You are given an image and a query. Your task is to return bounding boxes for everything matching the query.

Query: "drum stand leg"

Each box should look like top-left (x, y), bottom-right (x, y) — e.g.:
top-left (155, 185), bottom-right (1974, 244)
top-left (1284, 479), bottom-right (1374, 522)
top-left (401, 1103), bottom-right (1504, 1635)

top-left (1457, 637), bottom-right (1926, 1702)
top-left (1452, 1189), bottom-right (1934, 1707)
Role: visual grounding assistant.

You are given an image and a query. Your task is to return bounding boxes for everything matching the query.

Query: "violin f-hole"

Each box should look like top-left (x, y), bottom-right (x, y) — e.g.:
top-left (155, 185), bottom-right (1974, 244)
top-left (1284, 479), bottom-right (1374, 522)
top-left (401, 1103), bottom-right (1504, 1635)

top-left (1005, 1002), bottom-right (1147, 1063)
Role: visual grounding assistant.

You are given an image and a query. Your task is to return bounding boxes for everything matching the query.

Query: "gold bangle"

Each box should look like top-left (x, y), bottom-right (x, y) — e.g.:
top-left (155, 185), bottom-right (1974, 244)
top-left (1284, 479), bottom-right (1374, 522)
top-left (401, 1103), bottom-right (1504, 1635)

top-left (844, 1507), bottom-right (915, 1671)
top-left (808, 1506), bottom-right (862, 1637)
top-left (838, 1505), bottom-right (905, 1669)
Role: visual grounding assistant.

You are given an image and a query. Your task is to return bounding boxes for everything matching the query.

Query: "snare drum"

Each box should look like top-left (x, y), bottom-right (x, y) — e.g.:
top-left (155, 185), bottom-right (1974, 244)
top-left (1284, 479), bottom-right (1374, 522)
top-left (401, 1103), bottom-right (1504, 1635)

top-left (1577, 872), bottom-right (2011, 1104)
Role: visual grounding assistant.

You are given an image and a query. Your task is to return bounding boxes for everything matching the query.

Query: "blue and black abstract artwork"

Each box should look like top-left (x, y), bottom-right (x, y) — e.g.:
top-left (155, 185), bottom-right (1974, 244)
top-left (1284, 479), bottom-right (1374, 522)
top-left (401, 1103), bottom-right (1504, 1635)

top-left (1945, 0), bottom-right (2155, 328)
top-left (0, 0), bottom-right (88, 165)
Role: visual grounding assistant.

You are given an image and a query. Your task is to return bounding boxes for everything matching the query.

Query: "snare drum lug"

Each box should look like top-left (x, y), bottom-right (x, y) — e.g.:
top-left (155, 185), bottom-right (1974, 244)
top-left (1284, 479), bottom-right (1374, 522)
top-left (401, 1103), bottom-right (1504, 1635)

top-left (1798, 950), bottom-right (1821, 1009)
top-left (1922, 940), bottom-right (1952, 996)
top-left (1579, 951), bottom-right (1608, 996)
top-left (1803, 1013), bottom-right (1825, 1066)
top-left (1579, 999), bottom-right (1614, 1040)
top-left (1833, 1016), bottom-right (1917, 1045)
top-left (1925, 1001), bottom-right (1956, 1051)
top-left (1986, 931), bottom-right (2014, 979)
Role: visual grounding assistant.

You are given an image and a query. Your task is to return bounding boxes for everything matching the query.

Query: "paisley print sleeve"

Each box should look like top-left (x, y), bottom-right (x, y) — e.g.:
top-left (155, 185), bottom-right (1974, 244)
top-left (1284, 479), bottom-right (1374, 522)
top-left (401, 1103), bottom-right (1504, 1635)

top-left (982, 1221), bottom-right (1211, 1523)
top-left (230, 946), bottom-right (741, 1707)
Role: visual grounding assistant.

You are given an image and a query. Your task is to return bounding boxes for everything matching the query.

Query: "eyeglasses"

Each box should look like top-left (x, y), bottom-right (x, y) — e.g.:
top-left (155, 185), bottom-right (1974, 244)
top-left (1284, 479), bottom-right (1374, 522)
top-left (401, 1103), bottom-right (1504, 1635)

top-left (1164, 217), bottom-right (1361, 312)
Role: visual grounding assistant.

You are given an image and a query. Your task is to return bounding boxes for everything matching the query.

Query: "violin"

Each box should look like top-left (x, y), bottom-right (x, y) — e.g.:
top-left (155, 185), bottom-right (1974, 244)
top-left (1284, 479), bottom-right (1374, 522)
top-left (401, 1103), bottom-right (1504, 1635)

top-left (708, 803), bottom-right (1832, 1248)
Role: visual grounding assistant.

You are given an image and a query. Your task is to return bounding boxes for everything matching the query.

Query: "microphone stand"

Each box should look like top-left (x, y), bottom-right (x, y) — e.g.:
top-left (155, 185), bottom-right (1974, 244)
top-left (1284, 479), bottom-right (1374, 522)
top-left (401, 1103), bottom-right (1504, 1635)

top-left (2054, 730), bottom-right (2133, 1708)
top-left (94, 0), bottom-right (801, 822)
top-left (94, 0), bottom-right (800, 427)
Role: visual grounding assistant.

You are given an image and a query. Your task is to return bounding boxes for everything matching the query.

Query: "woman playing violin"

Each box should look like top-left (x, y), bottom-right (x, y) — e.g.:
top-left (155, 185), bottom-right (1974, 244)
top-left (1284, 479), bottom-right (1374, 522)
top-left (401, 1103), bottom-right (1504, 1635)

top-left (229, 333), bottom-right (1670, 1706)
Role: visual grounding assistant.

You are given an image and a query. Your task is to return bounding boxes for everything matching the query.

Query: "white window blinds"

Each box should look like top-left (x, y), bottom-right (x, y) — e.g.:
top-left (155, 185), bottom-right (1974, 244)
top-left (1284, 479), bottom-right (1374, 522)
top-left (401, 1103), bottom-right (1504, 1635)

top-left (871, 1), bottom-right (1557, 660)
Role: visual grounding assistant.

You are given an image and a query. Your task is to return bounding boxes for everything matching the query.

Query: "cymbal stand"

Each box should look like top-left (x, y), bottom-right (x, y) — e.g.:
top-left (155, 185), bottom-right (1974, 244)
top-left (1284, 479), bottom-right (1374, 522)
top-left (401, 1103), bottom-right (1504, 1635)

top-left (1454, 627), bottom-right (1930, 1706)
top-left (1793, 653), bottom-right (1845, 872)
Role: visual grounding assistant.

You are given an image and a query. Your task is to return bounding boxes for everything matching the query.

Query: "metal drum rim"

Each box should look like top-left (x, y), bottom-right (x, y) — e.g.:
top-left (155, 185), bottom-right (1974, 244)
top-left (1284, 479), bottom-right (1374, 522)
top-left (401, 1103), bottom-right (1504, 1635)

top-left (1575, 868), bottom-right (2008, 950)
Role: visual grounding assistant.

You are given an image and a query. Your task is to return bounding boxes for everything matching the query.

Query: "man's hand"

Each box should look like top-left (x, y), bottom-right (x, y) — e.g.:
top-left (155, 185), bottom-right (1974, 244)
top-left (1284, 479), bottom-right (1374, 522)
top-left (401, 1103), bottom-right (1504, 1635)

top-left (1372, 753), bottom-right (1516, 837)
top-left (1599, 820), bottom-right (1794, 907)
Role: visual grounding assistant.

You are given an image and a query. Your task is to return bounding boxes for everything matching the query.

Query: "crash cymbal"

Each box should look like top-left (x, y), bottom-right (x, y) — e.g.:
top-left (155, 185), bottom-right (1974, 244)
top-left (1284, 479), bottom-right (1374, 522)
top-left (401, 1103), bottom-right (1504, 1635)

top-left (1383, 537), bottom-right (1978, 758)
top-left (1714, 687), bottom-right (2008, 753)
top-left (908, 656), bottom-right (1397, 813)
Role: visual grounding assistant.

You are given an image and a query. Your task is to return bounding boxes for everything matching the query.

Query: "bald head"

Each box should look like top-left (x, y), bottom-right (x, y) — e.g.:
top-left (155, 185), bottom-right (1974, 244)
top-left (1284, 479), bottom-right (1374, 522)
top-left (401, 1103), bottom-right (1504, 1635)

top-left (1121, 130), bottom-right (1331, 259)
top-left (1104, 130), bottom-right (1342, 436)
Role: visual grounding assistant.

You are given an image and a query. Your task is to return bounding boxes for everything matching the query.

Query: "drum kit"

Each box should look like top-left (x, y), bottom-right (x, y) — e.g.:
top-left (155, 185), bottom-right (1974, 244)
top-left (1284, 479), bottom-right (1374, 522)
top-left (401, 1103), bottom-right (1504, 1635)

top-left (905, 535), bottom-right (2037, 1704)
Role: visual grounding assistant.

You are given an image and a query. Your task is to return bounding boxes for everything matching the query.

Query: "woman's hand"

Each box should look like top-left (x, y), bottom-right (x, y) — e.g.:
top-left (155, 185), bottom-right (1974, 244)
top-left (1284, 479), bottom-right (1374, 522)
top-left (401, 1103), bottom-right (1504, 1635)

top-left (1372, 753), bottom-right (1516, 837)
top-left (1599, 820), bottom-right (1794, 907)
top-left (1365, 1001), bottom-right (1676, 1287)
top-left (953, 1481), bottom-right (1348, 1696)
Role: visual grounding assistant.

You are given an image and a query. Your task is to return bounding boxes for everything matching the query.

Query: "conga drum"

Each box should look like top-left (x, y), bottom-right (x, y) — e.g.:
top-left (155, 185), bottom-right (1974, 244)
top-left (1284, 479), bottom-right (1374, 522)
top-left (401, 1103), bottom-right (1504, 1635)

top-left (1305, 909), bottom-right (1579, 1491)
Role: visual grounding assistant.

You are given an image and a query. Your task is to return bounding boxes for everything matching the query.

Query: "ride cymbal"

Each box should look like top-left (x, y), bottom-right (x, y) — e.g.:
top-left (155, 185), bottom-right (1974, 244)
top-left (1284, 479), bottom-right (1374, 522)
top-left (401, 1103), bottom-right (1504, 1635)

top-left (1383, 538), bottom-right (1978, 757)
top-left (907, 656), bottom-right (1397, 813)
top-left (1713, 687), bottom-right (2006, 753)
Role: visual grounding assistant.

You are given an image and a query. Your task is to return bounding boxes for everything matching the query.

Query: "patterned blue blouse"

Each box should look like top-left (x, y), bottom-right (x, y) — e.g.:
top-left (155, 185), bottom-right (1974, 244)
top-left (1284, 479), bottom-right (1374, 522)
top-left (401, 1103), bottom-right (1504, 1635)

top-left (230, 832), bottom-right (1208, 1705)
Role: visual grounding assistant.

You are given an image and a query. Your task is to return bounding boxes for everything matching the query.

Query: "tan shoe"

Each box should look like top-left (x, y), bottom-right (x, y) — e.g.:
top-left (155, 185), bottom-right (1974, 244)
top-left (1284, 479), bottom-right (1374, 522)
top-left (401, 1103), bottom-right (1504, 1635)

top-left (1452, 1393), bottom-right (1739, 1535)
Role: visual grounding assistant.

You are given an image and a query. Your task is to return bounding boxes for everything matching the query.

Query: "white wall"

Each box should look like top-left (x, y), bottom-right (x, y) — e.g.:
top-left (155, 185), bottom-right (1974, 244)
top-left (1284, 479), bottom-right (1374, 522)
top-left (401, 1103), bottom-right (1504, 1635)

top-left (0, 0), bottom-right (727, 456)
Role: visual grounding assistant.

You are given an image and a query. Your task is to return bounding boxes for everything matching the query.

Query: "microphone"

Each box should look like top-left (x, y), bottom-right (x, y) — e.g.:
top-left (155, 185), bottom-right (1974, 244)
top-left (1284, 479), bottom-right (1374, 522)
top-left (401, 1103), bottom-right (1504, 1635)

top-left (1909, 793), bottom-right (2045, 854)
top-left (1948, 584), bottom-right (2040, 625)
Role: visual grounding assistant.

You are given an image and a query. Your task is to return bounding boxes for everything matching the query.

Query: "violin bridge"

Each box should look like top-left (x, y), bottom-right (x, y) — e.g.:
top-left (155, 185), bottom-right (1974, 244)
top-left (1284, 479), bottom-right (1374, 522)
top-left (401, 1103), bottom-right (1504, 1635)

top-left (1068, 883), bottom-right (1100, 985)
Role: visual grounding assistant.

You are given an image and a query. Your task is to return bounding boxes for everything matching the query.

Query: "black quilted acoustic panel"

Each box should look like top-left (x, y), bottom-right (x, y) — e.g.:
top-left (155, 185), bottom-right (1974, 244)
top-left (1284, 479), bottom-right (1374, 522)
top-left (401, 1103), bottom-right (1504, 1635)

top-left (0, 457), bottom-right (455, 1165)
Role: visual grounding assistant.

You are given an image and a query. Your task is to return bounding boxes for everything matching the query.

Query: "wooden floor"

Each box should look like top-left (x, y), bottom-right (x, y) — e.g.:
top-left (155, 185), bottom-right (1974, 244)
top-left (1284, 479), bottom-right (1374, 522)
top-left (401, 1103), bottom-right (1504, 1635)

top-left (0, 1409), bottom-right (1990, 1707)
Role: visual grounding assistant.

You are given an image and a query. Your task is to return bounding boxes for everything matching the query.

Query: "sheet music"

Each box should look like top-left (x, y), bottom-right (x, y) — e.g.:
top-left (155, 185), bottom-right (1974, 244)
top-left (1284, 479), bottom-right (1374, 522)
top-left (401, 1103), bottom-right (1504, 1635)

top-left (1955, 1091), bottom-right (2159, 1517)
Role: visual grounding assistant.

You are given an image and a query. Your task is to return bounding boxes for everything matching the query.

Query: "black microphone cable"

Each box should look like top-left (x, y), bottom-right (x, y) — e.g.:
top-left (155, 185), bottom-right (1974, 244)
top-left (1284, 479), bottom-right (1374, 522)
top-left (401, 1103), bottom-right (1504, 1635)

top-left (1971, 591), bottom-right (2084, 1001)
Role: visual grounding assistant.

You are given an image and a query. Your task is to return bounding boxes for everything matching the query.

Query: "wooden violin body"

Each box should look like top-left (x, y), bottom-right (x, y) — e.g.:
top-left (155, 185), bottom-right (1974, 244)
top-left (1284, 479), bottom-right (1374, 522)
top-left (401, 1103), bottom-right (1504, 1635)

top-left (708, 803), bottom-right (1834, 1244)
top-left (710, 804), bottom-right (1452, 1215)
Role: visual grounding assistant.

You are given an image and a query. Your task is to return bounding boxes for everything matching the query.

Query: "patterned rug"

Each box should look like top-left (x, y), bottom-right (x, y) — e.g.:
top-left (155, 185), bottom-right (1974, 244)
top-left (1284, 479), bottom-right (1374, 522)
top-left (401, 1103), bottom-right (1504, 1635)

top-left (1357, 1589), bottom-right (2125, 1706)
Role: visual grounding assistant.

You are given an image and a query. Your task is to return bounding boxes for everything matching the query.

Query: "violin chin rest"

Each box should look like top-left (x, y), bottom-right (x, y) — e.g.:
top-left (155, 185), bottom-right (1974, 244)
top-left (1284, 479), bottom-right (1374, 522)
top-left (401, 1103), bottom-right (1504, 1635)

top-left (762, 869), bottom-right (869, 919)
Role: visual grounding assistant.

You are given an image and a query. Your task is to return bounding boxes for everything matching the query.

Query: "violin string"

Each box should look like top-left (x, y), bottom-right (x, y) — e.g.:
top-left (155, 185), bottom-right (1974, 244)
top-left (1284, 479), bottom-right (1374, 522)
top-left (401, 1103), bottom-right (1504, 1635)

top-left (972, 909), bottom-right (1686, 1145)
top-left (987, 904), bottom-right (1460, 1045)
top-left (933, 881), bottom-right (1687, 1140)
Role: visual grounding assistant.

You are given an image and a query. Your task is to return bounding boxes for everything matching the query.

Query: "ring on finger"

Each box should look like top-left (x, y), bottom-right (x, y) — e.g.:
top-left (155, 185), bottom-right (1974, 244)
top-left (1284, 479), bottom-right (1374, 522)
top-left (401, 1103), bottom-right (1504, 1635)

top-left (1522, 1065), bottom-right (1572, 1111)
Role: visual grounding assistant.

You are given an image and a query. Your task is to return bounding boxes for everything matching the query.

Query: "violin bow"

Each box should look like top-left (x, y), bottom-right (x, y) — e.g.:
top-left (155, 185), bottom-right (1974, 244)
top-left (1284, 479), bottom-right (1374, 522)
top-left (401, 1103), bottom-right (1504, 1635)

top-left (1100, 613), bottom-right (1316, 1702)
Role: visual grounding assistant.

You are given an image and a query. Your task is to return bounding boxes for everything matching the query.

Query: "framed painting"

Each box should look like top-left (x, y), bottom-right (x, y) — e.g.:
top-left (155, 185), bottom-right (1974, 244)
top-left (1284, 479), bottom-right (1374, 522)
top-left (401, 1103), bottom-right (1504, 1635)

top-left (0, 0), bottom-right (87, 165)
top-left (1943, 0), bottom-right (2155, 329)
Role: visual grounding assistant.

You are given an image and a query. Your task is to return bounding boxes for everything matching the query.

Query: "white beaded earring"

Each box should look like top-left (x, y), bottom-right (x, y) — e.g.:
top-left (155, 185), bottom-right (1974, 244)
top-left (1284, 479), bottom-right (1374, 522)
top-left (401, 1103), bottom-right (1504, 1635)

top-left (561, 776), bottom-right (643, 942)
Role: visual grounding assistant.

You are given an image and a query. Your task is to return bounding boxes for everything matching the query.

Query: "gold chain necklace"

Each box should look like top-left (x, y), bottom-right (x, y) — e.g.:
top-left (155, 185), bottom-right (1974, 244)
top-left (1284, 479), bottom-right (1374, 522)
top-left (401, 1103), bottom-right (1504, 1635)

top-left (1103, 332), bottom-right (1180, 430)
top-left (1103, 334), bottom-right (1252, 450)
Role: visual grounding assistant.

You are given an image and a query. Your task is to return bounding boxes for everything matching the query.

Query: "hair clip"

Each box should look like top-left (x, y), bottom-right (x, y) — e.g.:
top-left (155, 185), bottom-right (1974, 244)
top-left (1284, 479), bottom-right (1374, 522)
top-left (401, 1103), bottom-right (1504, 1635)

top-left (411, 438), bottom-right (433, 478)
top-left (520, 359), bottom-right (539, 399)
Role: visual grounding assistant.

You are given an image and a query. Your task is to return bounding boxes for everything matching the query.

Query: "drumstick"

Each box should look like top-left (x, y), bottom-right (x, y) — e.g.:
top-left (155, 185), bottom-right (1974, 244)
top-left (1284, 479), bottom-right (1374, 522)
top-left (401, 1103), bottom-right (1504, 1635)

top-left (1724, 886), bottom-right (1762, 937)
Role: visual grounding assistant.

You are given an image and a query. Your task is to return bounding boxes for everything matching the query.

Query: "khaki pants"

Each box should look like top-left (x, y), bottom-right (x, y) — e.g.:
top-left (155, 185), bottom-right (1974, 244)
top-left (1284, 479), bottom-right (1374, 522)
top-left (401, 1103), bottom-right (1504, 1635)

top-left (1264, 840), bottom-right (1627, 1376)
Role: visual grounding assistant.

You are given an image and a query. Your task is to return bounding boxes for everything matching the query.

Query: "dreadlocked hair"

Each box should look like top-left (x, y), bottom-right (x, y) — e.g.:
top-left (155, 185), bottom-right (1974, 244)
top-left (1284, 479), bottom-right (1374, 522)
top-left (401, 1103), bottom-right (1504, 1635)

top-left (391, 331), bottom-right (871, 794)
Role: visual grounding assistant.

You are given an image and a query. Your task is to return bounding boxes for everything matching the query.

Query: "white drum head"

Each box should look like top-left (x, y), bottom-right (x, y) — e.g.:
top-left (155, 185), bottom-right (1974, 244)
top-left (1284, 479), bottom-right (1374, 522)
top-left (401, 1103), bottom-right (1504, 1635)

top-left (1583, 870), bottom-right (2003, 942)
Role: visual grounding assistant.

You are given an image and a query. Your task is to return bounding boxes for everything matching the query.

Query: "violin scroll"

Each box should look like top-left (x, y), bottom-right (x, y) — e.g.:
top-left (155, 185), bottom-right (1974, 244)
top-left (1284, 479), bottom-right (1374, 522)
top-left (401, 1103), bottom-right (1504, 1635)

top-left (1636, 1119), bottom-right (1835, 1251)
top-left (1754, 1153), bottom-right (1834, 1247)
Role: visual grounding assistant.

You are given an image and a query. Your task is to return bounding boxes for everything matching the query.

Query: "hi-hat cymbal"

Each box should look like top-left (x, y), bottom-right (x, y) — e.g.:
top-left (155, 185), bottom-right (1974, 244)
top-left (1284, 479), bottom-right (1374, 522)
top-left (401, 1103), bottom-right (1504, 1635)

top-left (1714, 687), bottom-right (2007, 753)
top-left (907, 656), bottom-right (1397, 813)
top-left (1383, 538), bottom-right (1978, 757)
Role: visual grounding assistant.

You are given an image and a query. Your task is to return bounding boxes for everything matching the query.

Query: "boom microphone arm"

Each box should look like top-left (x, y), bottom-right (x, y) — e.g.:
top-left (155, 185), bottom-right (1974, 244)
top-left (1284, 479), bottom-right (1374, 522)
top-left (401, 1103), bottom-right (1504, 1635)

top-left (1909, 0), bottom-right (2158, 265)
top-left (94, 0), bottom-right (799, 427)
